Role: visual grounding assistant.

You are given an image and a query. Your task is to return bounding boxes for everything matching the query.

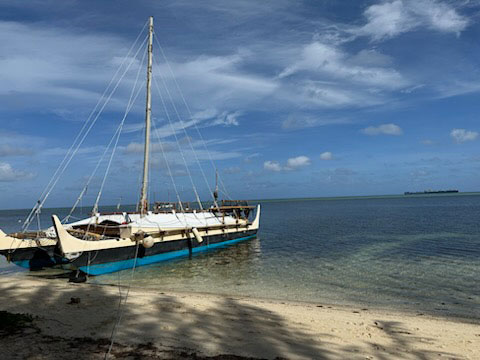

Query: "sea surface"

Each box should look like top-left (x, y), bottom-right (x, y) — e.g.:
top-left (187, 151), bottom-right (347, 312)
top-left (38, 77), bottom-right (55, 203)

top-left (1, 194), bottom-right (479, 321)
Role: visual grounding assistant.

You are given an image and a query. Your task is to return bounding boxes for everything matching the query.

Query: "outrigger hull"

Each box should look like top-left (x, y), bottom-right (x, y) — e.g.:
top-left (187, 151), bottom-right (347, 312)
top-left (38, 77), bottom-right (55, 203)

top-left (0, 246), bottom-right (65, 270)
top-left (0, 230), bottom-right (66, 270)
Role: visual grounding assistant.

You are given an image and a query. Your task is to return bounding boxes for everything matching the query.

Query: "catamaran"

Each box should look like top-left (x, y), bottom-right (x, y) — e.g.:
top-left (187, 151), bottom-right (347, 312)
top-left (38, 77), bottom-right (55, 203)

top-left (0, 17), bottom-right (260, 278)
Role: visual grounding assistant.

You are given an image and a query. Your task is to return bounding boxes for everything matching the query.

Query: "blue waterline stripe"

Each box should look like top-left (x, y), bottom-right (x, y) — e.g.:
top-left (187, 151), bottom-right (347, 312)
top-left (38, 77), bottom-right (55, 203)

top-left (13, 260), bottom-right (30, 269)
top-left (79, 234), bottom-right (256, 276)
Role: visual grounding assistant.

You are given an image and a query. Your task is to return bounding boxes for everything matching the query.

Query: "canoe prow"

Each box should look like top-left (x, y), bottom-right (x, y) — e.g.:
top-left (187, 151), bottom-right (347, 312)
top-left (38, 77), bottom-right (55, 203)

top-left (52, 215), bottom-right (85, 254)
top-left (52, 215), bottom-right (133, 254)
top-left (251, 204), bottom-right (260, 230)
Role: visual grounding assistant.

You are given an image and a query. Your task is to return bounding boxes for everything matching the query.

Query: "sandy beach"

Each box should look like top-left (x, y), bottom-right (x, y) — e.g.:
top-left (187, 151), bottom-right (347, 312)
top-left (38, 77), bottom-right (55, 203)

top-left (0, 276), bottom-right (478, 359)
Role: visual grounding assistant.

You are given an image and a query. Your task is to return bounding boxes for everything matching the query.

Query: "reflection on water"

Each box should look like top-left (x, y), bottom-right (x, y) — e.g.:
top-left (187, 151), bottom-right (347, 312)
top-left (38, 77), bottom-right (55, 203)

top-left (1, 195), bottom-right (480, 320)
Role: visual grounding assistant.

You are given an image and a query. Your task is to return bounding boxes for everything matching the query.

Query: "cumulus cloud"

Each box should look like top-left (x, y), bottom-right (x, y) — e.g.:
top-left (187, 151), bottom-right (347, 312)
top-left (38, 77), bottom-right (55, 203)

top-left (264, 160), bottom-right (283, 172)
top-left (359, 0), bottom-right (469, 41)
top-left (264, 156), bottom-right (311, 171)
top-left (286, 156), bottom-right (311, 169)
top-left (450, 128), bottom-right (478, 143)
top-left (320, 152), bottom-right (333, 160)
top-left (361, 123), bottom-right (403, 136)
top-left (0, 162), bottom-right (34, 181)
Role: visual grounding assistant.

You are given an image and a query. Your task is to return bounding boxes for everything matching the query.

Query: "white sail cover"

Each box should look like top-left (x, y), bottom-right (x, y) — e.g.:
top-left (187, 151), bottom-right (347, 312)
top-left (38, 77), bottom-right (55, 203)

top-left (129, 212), bottom-right (236, 230)
top-left (43, 211), bottom-right (236, 237)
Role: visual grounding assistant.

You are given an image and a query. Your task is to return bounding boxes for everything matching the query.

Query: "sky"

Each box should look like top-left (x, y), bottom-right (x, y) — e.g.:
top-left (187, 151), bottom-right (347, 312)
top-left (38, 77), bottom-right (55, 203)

top-left (0, 0), bottom-right (479, 209)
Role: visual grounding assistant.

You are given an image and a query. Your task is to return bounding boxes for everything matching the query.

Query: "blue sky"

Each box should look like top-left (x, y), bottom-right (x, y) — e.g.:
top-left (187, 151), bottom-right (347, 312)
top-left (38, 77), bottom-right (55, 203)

top-left (0, 0), bottom-right (479, 209)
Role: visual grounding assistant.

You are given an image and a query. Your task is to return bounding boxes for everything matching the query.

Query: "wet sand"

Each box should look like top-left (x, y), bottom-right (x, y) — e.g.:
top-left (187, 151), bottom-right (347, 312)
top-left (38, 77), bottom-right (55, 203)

top-left (0, 276), bottom-right (478, 359)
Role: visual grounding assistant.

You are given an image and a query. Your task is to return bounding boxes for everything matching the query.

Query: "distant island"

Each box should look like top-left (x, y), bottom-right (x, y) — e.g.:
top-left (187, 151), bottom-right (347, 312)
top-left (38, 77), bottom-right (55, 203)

top-left (404, 190), bottom-right (459, 195)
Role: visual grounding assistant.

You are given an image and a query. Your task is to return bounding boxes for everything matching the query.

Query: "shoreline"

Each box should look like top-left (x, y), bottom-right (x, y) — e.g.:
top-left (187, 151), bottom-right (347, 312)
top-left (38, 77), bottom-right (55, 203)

top-left (5, 268), bottom-right (479, 325)
top-left (93, 281), bottom-right (480, 325)
top-left (0, 277), bottom-right (478, 359)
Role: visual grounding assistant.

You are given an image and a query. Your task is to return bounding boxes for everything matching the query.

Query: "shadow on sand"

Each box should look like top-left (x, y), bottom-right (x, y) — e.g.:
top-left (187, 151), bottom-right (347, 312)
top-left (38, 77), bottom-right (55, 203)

top-left (0, 273), bottom-right (463, 360)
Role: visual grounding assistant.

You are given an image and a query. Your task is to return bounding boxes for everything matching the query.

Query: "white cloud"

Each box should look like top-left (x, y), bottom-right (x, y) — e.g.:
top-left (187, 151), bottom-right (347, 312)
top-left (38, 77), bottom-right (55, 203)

top-left (359, 0), bottom-right (469, 41)
top-left (286, 156), bottom-right (311, 169)
top-left (450, 128), bottom-right (478, 143)
top-left (150, 117), bottom-right (203, 138)
top-left (0, 21), bottom-right (139, 111)
top-left (320, 152), bottom-right (333, 160)
top-left (0, 20), bottom-right (279, 118)
top-left (0, 162), bottom-right (34, 181)
top-left (155, 53), bottom-right (278, 111)
top-left (125, 109), bottom-right (241, 142)
top-left (279, 42), bottom-right (407, 90)
top-left (361, 123), bottom-right (403, 136)
top-left (210, 111), bottom-right (241, 126)
top-left (349, 49), bottom-right (393, 67)
top-left (421, 139), bottom-right (435, 145)
top-left (264, 156), bottom-right (311, 172)
top-left (264, 160), bottom-right (283, 172)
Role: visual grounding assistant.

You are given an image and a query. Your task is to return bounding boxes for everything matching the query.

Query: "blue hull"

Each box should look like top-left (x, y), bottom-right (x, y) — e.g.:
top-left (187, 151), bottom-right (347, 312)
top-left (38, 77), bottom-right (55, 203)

top-left (79, 234), bottom-right (256, 276)
top-left (13, 259), bottom-right (32, 269)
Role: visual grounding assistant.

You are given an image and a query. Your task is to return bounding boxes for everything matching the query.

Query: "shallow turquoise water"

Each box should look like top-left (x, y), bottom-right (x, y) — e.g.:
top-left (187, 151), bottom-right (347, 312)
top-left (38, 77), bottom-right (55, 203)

top-left (1, 195), bottom-right (479, 320)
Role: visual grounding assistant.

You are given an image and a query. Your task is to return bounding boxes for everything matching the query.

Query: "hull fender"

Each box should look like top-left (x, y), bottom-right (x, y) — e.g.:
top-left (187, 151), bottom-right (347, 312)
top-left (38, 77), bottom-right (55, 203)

top-left (192, 227), bottom-right (203, 243)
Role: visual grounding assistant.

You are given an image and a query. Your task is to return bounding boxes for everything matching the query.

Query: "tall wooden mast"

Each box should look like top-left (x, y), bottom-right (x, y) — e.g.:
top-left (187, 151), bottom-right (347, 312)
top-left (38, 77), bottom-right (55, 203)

top-left (140, 16), bottom-right (154, 215)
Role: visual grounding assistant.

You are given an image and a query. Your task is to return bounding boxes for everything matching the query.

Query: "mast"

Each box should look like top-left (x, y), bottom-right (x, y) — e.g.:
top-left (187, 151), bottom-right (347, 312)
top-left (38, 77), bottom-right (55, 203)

top-left (213, 169), bottom-right (219, 208)
top-left (139, 16), bottom-right (154, 215)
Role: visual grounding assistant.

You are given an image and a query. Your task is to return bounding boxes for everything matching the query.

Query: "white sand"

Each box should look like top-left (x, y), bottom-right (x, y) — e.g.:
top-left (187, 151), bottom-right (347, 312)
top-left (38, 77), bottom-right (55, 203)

top-left (0, 276), bottom-right (478, 359)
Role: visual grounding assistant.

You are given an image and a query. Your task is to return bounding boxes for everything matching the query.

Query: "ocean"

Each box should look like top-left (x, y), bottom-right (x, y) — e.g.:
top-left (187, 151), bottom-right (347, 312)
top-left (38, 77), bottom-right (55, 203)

top-left (1, 194), bottom-right (479, 321)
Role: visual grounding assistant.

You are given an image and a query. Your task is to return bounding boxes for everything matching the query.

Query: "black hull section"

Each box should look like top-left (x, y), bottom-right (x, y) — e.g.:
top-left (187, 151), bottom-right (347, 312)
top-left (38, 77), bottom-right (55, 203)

top-left (73, 229), bottom-right (257, 275)
top-left (0, 245), bottom-right (67, 270)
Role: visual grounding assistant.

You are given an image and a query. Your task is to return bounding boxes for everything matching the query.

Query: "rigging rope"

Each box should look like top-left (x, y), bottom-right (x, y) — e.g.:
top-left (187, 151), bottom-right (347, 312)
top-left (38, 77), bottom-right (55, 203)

top-left (152, 70), bottom-right (203, 210)
top-left (153, 55), bottom-right (217, 208)
top-left (84, 54), bottom-right (147, 241)
top-left (151, 117), bottom-right (185, 212)
top-left (104, 242), bottom-right (140, 360)
top-left (92, 45), bottom-right (148, 214)
top-left (22, 33), bottom-right (149, 231)
top-left (154, 35), bottom-right (232, 202)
